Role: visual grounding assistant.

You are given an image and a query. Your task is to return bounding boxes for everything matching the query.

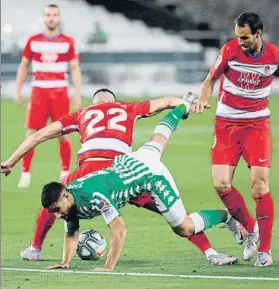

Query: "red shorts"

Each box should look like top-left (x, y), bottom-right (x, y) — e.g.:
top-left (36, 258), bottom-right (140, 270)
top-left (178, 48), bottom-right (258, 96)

top-left (25, 87), bottom-right (69, 130)
top-left (212, 118), bottom-right (272, 167)
top-left (60, 160), bottom-right (154, 207)
top-left (60, 160), bottom-right (113, 185)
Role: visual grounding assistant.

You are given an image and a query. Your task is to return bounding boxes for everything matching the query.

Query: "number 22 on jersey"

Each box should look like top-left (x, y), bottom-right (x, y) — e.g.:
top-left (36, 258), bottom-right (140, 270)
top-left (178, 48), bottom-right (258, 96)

top-left (84, 108), bottom-right (128, 136)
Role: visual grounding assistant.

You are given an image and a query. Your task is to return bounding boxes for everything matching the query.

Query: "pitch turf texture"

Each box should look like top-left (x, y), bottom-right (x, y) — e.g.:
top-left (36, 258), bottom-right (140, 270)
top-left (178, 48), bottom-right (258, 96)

top-left (1, 98), bottom-right (279, 289)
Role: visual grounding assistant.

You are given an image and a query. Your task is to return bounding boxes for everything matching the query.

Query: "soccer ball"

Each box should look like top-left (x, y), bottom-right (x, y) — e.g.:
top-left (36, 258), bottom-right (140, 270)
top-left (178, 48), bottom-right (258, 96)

top-left (77, 230), bottom-right (107, 260)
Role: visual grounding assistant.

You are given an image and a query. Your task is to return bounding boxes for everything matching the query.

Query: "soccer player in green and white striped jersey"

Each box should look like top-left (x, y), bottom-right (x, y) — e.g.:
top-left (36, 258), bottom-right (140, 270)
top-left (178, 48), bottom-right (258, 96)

top-left (42, 96), bottom-right (242, 271)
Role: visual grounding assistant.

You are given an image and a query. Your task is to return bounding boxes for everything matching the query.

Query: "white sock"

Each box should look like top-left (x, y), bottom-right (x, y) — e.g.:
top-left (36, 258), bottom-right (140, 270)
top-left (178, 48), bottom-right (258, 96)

top-left (189, 212), bottom-right (205, 234)
top-left (205, 248), bottom-right (218, 258)
top-left (30, 245), bottom-right (40, 251)
top-left (253, 222), bottom-right (259, 233)
top-left (153, 125), bottom-right (173, 140)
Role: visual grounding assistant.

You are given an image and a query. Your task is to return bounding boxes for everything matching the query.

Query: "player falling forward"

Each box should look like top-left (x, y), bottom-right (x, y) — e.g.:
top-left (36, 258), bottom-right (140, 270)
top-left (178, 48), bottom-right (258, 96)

top-left (193, 12), bottom-right (279, 267)
top-left (15, 4), bottom-right (82, 188)
top-left (1, 90), bottom-right (243, 266)
top-left (41, 102), bottom-right (242, 271)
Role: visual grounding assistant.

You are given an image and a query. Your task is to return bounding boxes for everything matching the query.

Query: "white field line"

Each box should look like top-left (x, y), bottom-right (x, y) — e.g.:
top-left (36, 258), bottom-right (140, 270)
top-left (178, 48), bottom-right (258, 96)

top-left (1, 267), bottom-right (279, 281)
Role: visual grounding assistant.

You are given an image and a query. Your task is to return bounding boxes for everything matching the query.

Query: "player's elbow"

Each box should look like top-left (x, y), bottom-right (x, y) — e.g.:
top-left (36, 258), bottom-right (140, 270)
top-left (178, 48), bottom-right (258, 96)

top-left (118, 226), bottom-right (128, 239)
top-left (114, 225), bottom-right (127, 242)
top-left (32, 131), bottom-right (45, 145)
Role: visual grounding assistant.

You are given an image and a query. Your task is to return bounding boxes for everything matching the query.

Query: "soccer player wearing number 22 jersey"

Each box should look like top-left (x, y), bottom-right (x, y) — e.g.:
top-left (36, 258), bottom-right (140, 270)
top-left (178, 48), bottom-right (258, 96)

top-left (1, 89), bottom-right (241, 266)
top-left (198, 12), bottom-right (279, 267)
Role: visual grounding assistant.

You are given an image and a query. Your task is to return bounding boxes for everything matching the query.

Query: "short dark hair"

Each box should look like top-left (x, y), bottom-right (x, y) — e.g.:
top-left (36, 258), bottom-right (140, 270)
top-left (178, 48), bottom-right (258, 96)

top-left (93, 88), bottom-right (116, 99)
top-left (235, 12), bottom-right (263, 35)
top-left (46, 4), bottom-right (59, 9)
top-left (41, 182), bottom-right (65, 209)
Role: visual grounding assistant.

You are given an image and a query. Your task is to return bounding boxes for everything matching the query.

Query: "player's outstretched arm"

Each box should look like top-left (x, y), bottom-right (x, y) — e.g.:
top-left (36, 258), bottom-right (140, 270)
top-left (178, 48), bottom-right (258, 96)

top-left (94, 216), bottom-right (127, 272)
top-left (47, 233), bottom-right (79, 269)
top-left (148, 96), bottom-right (186, 116)
top-left (1, 121), bottom-right (64, 175)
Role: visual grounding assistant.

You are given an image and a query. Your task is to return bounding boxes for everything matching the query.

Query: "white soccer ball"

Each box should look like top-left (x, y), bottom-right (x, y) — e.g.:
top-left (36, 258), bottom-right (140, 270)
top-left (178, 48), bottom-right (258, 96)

top-left (77, 230), bottom-right (107, 260)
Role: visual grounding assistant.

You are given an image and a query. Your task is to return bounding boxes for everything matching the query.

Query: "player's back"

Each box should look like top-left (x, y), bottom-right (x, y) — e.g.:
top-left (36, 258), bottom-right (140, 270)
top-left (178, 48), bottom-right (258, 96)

top-left (71, 100), bottom-right (150, 164)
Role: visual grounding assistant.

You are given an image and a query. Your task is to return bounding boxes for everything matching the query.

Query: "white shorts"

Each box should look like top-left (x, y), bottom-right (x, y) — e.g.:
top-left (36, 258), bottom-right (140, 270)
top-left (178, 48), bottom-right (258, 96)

top-left (129, 141), bottom-right (187, 228)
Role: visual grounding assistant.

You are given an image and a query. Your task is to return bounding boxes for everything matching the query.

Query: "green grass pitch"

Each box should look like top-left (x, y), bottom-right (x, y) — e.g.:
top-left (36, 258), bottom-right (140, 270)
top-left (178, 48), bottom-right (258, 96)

top-left (1, 97), bottom-right (279, 289)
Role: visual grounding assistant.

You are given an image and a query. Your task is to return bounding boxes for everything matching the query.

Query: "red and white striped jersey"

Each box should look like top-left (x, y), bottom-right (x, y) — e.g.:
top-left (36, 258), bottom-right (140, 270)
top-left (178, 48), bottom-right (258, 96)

top-left (22, 33), bottom-right (79, 89)
top-left (59, 100), bottom-right (150, 164)
top-left (210, 39), bottom-right (279, 122)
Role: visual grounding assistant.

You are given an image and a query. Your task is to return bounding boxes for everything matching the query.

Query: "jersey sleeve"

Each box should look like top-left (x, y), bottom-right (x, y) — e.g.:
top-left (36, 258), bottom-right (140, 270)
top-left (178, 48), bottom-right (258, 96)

top-left (59, 111), bottom-right (80, 135)
top-left (209, 43), bottom-right (231, 80)
top-left (22, 38), bottom-right (32, 60)
top-left (95, 193), bottom-right (121, 225)
top-left (127, 101), bottom-right (151, 118)
top-left (68, 38), bottom-right (79, 61)
top-left (64, 218), bottom-right (80, 236)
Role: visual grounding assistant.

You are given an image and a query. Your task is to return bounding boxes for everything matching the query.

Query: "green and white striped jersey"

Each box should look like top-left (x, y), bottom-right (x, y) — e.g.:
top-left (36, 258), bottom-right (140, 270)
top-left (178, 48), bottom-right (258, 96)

top-left (65, 154), bottom-right (154, 235)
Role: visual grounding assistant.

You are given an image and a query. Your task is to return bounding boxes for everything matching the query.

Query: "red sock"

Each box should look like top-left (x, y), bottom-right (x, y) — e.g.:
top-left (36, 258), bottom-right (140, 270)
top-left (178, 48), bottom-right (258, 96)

top-left (32, 207), bottom-right (56, 250)
top-left (254, 192), bottom-right (274, 252)
top-left (59, 140), bottom-right (71, 171)
top-left (21, 149), bottom-right (35, 172)
top-left (187, 232), bottom-right (211, 253)
top-left (218, 186), bottom-right (256, 233)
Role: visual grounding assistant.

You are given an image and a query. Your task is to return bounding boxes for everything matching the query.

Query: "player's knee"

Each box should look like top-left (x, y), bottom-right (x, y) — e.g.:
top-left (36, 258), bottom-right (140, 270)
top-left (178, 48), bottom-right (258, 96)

top-left (172, 227), bottom-right (191, 237)
top-left (58, 135), bottom-right (68, 142)
top-left (150, 134), bottom-right (167, 152)
top-left (213, 179), bottom-right (232, 194)
top-left (252, 178), bottom-right (268, 197)
top-left (172, 220), bottom-right (194, 237)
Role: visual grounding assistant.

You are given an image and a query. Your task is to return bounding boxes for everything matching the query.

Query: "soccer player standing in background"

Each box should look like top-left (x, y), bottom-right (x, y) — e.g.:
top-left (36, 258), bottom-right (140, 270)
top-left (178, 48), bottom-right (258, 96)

top-left (193, 12), bottom-right (279, 267)
top-left (15, 4), bottom-right (82, 188)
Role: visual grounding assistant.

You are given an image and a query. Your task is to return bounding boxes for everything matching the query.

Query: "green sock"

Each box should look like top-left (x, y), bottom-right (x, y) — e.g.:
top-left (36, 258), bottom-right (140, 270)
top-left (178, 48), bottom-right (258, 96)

top-left (153, 104), bottom-right (186, 140)
top-left (190, 210), bottom-right (228, 233)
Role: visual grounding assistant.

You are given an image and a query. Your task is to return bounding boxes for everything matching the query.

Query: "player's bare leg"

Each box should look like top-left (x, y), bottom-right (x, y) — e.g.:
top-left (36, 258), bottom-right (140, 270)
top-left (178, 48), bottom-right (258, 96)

top-left (250, 166), bottom-right (273, 267)
top-left (18, 129), bottom-right (37, 188)
top-left (58, 135), bottom-right (71, 180)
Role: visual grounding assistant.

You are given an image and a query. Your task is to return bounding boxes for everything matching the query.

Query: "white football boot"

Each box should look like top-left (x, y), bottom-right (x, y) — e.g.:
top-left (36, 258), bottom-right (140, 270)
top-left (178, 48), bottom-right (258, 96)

top-left (20, 246), bottom-right (44, 261)
top-left (226, 213), bottom-right (247, 245)
top-left (207, 253), bottom-right (238, 265)
top-left (254, 252), bottom-right (273, 267)
top-left (243, 229), bottom-right (259, 261)
top-left (181, 91), bottom-right (199, 119)
top-left (17, 172), bottom-right (31, 188)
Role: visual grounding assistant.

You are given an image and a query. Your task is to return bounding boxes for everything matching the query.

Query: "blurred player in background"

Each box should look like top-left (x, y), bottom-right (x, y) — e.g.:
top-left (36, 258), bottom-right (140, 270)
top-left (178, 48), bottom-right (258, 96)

top-left (15, 4), bottom-right (82, 188)
top-left (1, 89), bottom-right (243, 266)
top-left (194, 11), bottom-right (279, 267)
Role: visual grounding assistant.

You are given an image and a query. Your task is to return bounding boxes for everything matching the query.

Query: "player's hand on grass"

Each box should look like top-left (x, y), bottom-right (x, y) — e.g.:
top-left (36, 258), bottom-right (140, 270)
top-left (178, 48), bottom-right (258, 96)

top-left (1, 162), bottom-right (12, 176)
top-left (47, 263), bottom-right (69, 269)
top-left (92, 266), bottom-right (113, 272)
